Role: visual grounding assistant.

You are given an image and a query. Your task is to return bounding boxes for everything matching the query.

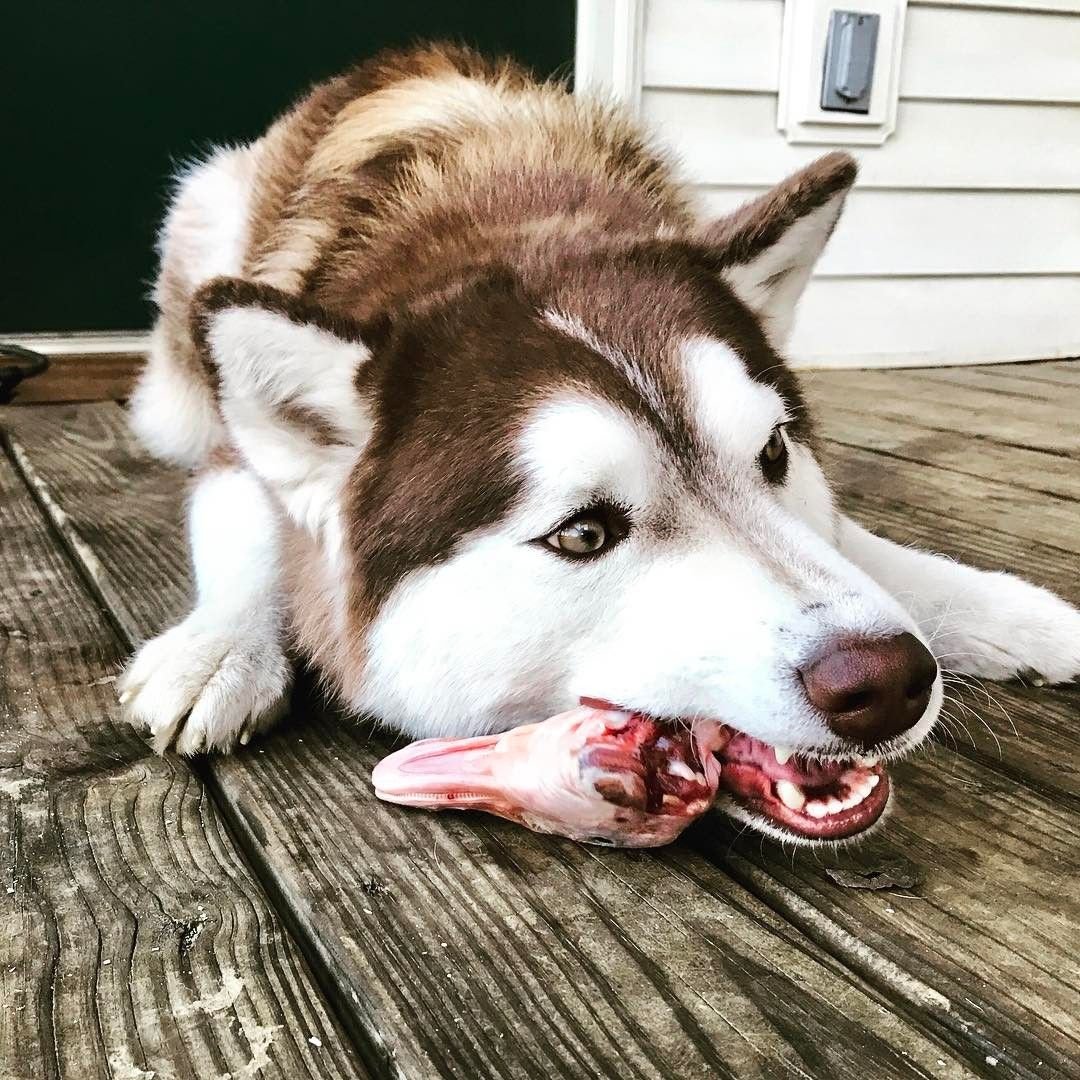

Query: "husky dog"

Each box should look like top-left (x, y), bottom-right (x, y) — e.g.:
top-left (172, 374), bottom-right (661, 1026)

top-left (121, 45), bottom-right (1080, 843)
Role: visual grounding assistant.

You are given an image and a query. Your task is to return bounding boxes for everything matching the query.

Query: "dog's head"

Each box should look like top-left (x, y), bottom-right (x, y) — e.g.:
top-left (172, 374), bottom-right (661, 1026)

top-left (194, 152), bottom-right (942, 843)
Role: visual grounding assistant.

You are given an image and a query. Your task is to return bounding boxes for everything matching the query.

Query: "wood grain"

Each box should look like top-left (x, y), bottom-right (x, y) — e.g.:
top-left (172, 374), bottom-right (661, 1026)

top-left (0, 439), bottom-right (367, 1078)
top-left (814, 410), bottom-right (1080, 503)
top-left (0, 404), bottom-right (981, 1078)
top-left (802, 369), bottom-right (1080, 456)
top-left (699, 744), bottom-right (1080, 1079)
top-left (5, 352), bottom-right (141, 404)
top-left (891, 364), bottom-right (1080, 405)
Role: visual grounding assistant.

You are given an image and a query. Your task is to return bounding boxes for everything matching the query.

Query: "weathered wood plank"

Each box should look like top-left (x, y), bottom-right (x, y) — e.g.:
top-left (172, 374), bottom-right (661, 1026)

top-left (954, 361), bottom-right (1080, 390)
top-left (1039, 360), bottom-right (1080, 381)
top-left (696, 744), bottom-right (1080, 1079)
top-left (4, 352), bottom-right (141, 405)
top-left (890, 365), bottom-right (1080, 406)
top-left (815, 411), bottom-right (1080, 502)
top-left (820, 441), bottom-right (1079, 556)
top-left (0, 439), bottom-right (367, 1079)
top-left (801, 369), bottom-right (1080, 456)
top-left (0, 404), bottom-right (981, 1078)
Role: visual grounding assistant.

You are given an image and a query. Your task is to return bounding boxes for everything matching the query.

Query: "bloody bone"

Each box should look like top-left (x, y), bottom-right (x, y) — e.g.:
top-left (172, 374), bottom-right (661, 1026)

top-left (371, 705), bottom-right (725, 847)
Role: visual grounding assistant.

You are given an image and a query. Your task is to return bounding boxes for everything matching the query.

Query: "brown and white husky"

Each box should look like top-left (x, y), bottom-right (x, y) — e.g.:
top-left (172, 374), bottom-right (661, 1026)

top-left (120, 45), bottom-right (1080, 844)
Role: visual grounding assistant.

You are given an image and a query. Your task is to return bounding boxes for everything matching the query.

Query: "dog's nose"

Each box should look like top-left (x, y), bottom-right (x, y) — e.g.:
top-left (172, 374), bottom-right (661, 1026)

top-left (800, 632), bottom-right (938, 748)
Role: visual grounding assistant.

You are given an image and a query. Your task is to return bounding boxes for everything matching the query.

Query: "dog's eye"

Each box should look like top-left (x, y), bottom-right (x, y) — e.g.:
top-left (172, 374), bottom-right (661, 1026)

top-left (549, 518), bottom-right (607, 555)
top-left (759, 425), bottom-right (788, 481)
top-left (541, 504), bottom-right (629, 560)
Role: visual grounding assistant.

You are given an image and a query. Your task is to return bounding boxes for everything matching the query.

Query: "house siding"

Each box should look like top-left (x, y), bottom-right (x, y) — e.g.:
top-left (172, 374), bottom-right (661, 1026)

top-left (636, 0), bottom-right (1080, 366)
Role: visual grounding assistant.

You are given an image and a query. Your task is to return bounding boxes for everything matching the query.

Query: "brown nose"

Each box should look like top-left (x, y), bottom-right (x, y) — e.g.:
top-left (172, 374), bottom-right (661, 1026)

top-left (800, 632), bottom-right (938, 748)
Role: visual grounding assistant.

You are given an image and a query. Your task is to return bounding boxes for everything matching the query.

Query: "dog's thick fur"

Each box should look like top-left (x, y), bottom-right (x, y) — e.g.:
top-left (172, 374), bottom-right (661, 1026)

top-left (122, 45), bottom-right (1080, 839)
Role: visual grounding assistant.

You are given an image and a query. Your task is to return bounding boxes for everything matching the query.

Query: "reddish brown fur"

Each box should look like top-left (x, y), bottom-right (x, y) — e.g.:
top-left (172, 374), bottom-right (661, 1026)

top-left (174, 44), bottom-right (854, 698)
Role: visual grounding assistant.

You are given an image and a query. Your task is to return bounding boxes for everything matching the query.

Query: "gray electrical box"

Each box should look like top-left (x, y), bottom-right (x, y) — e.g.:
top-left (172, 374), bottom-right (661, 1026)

top-left (821, 10), bottom-right (880, 113)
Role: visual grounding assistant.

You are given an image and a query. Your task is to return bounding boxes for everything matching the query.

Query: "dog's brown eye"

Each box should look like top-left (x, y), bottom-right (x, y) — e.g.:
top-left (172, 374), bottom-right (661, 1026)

top-left (541, 504), bottom-right (630, 560)
top-left (548, 517), bottom-right (607, 555)
top-left (759, 426), bottom-right (788, 481)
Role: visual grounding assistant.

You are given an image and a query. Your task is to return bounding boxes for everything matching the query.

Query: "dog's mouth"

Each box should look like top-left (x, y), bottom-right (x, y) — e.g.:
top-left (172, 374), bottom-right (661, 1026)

top-left (712, 730), bottom-right (889, 841)
top-left (581, 698), bottom-right (890, 842)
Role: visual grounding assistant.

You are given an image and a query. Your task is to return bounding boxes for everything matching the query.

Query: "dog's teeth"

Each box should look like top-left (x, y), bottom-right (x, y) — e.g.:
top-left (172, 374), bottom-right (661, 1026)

top-left (867, 773), bottom-right (880, 789)
top-left (666, 760), bottom-right (696, 781)
top-left (804, 800), bottom-right (829, 819)
top-left (775, 780), bottom-right (806, 811)
top-left (841, 788), bottom-right (867, 810)
top-left (773, 745), bottom-right (794, 765)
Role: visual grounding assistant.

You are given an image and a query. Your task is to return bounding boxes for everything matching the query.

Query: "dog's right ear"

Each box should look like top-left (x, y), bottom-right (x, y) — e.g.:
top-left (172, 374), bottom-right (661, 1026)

top-left (192, 277), bottom-right (374, 547)
top-left (702, 151), bottom-right (857, 347)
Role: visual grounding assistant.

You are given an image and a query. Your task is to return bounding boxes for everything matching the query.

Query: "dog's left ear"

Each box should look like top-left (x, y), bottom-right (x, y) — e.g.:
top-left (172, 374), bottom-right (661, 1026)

top-left (192, 277), bottom-right (376, 546)
top-left (702, 151), bottom-right (856, 345)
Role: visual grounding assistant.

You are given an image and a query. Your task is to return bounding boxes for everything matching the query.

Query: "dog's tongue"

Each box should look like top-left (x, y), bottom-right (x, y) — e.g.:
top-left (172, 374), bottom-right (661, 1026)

top-left (372, 705), bottom-right (724, 847)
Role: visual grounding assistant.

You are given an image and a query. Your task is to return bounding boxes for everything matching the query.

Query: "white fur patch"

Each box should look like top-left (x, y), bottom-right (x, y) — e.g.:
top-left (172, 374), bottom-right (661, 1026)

top-left (131, 144), bottom-right (260, 467)
top-left (189, 467), bottom-right (282, 608)
top-left (681, 336), bottom-right (788, 460)
top-left (121, 467), bottom-right (291, 755)
top-left (839, 517), bottom-right (1080, 684)
top-left (129, 323), bottom-right (224, 468)
top-left (723, 192), bottom-right (847, 346)
top-left (156, 144), bottom-right (260, 291)
top-left (208, 307), bottom-right (371, 441)
top-left (775, 442), bottom-right (838, 543)
top-left (206, 306), bottom-right (372, 554)
top-left (514, 394), bottom-right (662, 535)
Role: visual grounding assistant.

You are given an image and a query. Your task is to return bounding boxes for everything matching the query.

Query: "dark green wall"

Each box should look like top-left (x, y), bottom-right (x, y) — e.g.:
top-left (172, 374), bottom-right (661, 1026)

top-left (2, 2), bottom-right (575, 334)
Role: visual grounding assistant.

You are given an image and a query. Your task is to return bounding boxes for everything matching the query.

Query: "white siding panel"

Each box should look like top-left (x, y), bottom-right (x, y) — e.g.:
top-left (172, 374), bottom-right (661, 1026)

top-left (644, 89), bottom-right (1080, 189)
top-left (787, 276), bottom-right (1080, 367)
top-left (911, 0), bottom-right (1080, 14)
top-left (644, 0), bottom-right (1080, 104)
top-left (697, 189), bottom-right (1080, 276)
top-left (642, 0), bottom-right (783, 92)
top-left (902, 7), bottom-right (1080, 103)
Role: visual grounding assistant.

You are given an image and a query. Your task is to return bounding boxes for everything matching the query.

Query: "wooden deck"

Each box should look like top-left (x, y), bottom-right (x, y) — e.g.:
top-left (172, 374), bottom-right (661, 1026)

top-left (1, 361), bottom-right (1077, 1080)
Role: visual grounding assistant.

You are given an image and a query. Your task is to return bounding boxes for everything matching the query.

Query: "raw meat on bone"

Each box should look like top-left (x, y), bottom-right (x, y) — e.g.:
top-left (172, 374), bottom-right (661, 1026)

top-left (371, 705), bottom-right (724, 847)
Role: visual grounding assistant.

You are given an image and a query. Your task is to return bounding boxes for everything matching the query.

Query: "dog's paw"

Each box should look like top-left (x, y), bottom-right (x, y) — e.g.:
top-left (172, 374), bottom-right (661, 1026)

top-left (929, 571), bottom-right (1080, 684)
top-left (119, 609), bottom-right (292, 755)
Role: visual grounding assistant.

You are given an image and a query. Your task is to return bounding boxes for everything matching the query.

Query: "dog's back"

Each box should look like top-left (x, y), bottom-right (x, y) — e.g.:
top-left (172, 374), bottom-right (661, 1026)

top-left (132, 44), bottom-right (693, 467)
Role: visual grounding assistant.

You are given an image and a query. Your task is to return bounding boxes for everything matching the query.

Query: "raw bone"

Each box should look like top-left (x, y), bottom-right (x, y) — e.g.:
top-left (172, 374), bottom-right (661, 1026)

top-left (372, 705), bottom-right (724, 847)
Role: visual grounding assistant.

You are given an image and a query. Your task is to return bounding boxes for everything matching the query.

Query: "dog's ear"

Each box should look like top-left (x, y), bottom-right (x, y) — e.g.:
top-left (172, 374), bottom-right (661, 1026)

top-left (192, 277), bottom-right (375, 548)
top-left (703, 151), bottom-right (856, 345)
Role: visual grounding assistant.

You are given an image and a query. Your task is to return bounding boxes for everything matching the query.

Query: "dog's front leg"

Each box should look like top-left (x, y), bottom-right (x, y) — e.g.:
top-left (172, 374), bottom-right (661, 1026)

top-left (120, 461), bottom-right (292, 754)
top-left (838, 517), bottom-right (1080, 683)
